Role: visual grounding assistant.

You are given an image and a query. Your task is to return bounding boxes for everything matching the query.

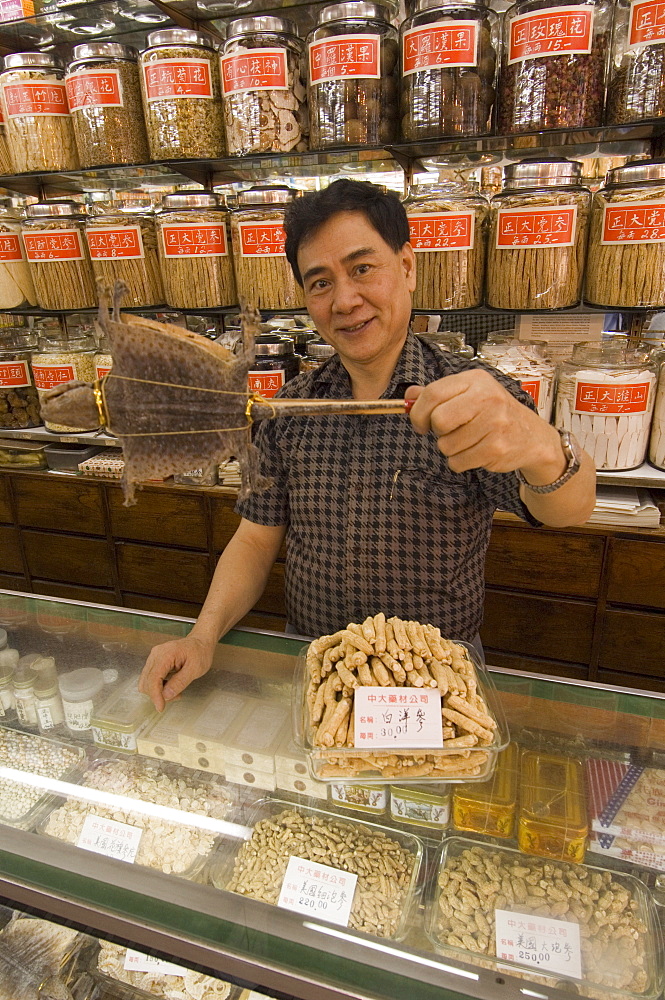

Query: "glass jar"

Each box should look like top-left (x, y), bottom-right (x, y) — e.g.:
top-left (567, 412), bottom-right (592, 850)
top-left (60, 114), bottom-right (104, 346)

top-left (497, 0), bottom-right (611, 133)
top-left (300, 340), bottom-right (336, 372)
top-left (307, 2), bottom-right (399, 148)
top-left (555, 342), bottom-right (657, 470)
top-left (13, 664), bottom-right (37, 729)
top-left (400, 0), bottom-right (498, 140)
top-left (22, 201), bottom-right (96, 311)
top-left (486, 159), bottom-right (591, 310)
top-left (0, 330), bottom-right (41, 429)
top-left (607, 0), bottom-right (665, 123)
top-left (417, 330), bottom-right (474, 356)
top-left (249, 335), bottom-right (300, 397)
top-left (86, 195), bottom-right (164, 308)
top-left (139, 28), bottom-right (225, 161)
top-left (31, 332), bottom-right (97, 433)
top-left (0, 201), bottom-right (36, 309)
top-left (58, 666), bottom-right (105, 736)
top-left (94, 332), bottom-right (113, 381)
top-left (230, 186), bottom-right (303, 310)
top-left (585, 160), bottom-right (665, 309)
top-left (66, 42), bottom-right (150, 169)
top-left (404, 181), bottom-right (489, 309)
top-left (649, 352), bottom-right (665, 470)
top-left (0, 105), bottom-right (11, 175)
top-left (221, 16), bottom-right (308, 155)
top-left (156, 192), bottom-right (236, 309)
top-left (0, 663), bottom-right (15, 721)
top-left (0, 52), bottom-right (78, 173)
top-left (479, 336), bottom-right (555, 420)
top-left (34, 667), bottom-right (65, 734)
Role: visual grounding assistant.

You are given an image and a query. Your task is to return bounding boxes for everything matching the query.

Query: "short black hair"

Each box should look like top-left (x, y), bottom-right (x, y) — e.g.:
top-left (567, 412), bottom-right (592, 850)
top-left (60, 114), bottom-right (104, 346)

top-left (284, 179), bottom-right (410, 286)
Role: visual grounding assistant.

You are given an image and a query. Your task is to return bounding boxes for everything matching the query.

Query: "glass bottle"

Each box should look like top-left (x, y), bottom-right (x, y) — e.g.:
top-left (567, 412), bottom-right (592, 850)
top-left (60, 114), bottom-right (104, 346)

top-left (249, 334), bottom-right (300, 398)
top-left (30, 331), bottom-right (97, 433)
top-left (86, 194), bottom-right (164, 308)
top-left (607, 0), bottom-right (665, 124)
top-left (59, 666), bottom-right (105, 737)
top-left (13, 664), bottom-right (37, 729)
top-left (0, 329), bottom-right (41, 429)
top-left (22, 201), bottom-right (96, 311)
top-left (479, 335), bottom-right (555, 421)
top-left (300, 341), bottom-right (336, 373)
top-left (35, 664), bottom-right (65, 734)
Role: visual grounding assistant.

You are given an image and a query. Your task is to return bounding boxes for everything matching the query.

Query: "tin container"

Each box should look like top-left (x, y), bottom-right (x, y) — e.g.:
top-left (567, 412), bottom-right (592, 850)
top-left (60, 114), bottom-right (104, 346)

top-left (330, 782), bottom-right (388, 814)
top-left (91, 678), bottom-right (156, 753)
top-left (452, 739), bottom-right (518, 838)
top-left (390, 783), bottom-right (450, 830)
top-left (178, 689), bottom-right (252, 773)
top-left (219, 697), bottom-right (290, 773)
top-left (518, 750), bottom-right (588, 863)
top-left (136, 696), bottom-right (205, 764)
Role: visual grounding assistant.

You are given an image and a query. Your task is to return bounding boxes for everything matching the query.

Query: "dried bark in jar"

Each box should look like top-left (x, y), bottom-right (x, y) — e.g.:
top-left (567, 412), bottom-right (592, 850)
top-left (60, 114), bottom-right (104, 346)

top-left (87, 208), bottom-right (164, 309)
top-left (157, 194), bottom-right (237, 309)
top-left (22, 205), bottom-right (96, 311)
top-left (0, 211), bottom-right (36, 309)
top-left (649, 360), bottom-right (665, 471)
top-left (607, 0), bottom-right (665, 123)
top-left (231, 193), bottom-right (303, 311)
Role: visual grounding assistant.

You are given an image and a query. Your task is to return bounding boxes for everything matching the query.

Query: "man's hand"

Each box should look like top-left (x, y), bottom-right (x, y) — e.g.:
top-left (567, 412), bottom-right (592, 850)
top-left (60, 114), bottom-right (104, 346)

top-left (138, 635), bottom-right (214, 712)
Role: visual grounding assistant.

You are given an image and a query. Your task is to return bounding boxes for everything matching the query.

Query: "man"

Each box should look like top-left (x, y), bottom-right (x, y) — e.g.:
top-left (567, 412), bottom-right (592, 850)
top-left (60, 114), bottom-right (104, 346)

top-left (139, 179), bottom-right (595, 710)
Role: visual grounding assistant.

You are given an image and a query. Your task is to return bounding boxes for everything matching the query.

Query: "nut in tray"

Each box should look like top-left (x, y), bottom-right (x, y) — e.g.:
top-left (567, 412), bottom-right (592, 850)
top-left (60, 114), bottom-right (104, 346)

top-left (0, 724), bottom-right (86, 829)
top-left (296, 616), bottom-right (508, 783)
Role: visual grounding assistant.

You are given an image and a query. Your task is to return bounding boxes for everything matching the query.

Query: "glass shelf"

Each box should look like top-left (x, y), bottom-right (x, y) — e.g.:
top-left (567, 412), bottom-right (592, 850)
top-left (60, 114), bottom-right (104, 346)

top-left (0, 0), bottom-right (181, 50)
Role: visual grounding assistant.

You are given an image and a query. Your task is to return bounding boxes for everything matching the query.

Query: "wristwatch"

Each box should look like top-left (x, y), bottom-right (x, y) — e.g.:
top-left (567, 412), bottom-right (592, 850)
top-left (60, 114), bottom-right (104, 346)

top-left (516, 430), bottom-right (582, 494)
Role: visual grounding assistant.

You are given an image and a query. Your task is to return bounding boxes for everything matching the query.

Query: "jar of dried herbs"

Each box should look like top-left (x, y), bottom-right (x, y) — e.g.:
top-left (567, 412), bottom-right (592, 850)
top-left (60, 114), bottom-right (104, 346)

top-left (86, 194), bottom-right (164, 309)
top-left (403, 180), bottom-right (488, 309)
top-left (22, 201), bottom-right (96, 311)
top-left (400, 0), bottom-right (498, 140)
top-left (486, 159), bottom-right (591, 310)
top-left (0, 105), bottom-right (12, 175)
top-left (139, 28), bottom-right (225, 161)
top-left (31, 331), bottom-right (98, 433)
top-left (586, 160), bottom-right (665, 308)
top-left (497, 0), bottom-right (611, 133)
top-left (221, 16), bottom-right (308, 155)
top-left (157, 192), bottom-right (236, 309)
top-left (607, 0), bottom-right (665, 122)
top-left (0, 201), bottom-right (36, 309)
top-left (230, 186), bottom-right (303, 310)
top-left (307, 1), bottom-right (399, 148)
top-left (0, 330), bottom-right (41, 430)
top-left (65, 42), bottom-right (150, 169)
top-left (0, 52), bottom-right (78, 173)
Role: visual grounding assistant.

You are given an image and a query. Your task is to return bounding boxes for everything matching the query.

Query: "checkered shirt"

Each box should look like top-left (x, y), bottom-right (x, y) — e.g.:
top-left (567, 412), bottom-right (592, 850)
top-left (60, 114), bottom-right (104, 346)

top-left (236, 333), bottom-right (537, 640)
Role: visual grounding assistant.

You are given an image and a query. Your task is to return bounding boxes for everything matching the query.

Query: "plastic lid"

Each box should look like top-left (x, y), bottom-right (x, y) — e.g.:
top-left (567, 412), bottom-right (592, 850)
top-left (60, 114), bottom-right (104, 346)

top-left (34, 673), bottom-right (59, 698)
top-left (12, 666), bottom-right (36, 689)
top-left (103, 668), bottom-right (119, 684)
top-left (503, 158), bottom-right (583, 190)
top-left (70, 42), bottom-right (138, 63)
top-left (414, 0), bottom-right (488, 11)
top-left (238, 186), bottom-right (297, 206)
top-left (317, 1), bottom-right (393, 23)
top-left (227, 15), bottom-right (299, 38)
top-left (25, 200), bottom-right (85, 219)
top-left (160, 192), bottom-right (221, 211)
top-left (255, 335), bottom-right (295, 356)
top-left (520, 750), bottom-right (587, 834)
top-left (58, 667), bottom-right (104, 702)
top-left (3, 52), bottom-right (63, 71)
top-left (307, 341), bottom-right (336, 359)
top-left (0, 664), bottom-right (13, 684)
top-left (606, 159), bottom-right (665, 187)
top-left (146, 28), bottom-right (216, 49)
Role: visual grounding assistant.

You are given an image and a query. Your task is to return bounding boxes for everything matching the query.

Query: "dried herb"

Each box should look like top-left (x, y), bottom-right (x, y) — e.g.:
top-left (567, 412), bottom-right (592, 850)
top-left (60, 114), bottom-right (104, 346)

top-left (157, 209), bottom-right (236, 309)
top-left (0, 68), bottom-right (78, 172)
top-left (68, 57), bottom-right (150, 168)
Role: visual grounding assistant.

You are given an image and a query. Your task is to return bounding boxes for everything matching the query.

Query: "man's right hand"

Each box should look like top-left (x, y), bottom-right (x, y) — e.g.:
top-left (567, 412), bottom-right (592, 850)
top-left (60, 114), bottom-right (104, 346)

top-left (138, 635), bottom-right (214, 711)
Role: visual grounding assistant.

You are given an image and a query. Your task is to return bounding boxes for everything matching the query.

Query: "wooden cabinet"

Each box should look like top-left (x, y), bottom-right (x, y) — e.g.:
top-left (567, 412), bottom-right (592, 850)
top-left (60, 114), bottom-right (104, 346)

top-left (606, 539), bottom-right (665, 610)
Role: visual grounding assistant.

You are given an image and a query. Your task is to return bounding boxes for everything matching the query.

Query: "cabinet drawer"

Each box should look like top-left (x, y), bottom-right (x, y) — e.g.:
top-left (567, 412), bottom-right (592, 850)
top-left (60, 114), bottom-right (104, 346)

top-left (14, 477), bottom-right (105, 535)
top-left (0, 525), bottom-right (22, 574)
top-left (481, 589), bottom-right (595, 664)
top-left (32, 580), bottom-right (116, 605)
top-left (0, 573), bottom-right (27, 592)
top-left (109, 488), bottom-right (207, 548)
top-left (0, 476), bottom-right (12, 523)
top-left (606, 539), bottom-right (665, 610)
top-left (23, 530), bottom-right (113, 587)
top-left (123, 593), bottom-right (200, 620)
top-left (598, 608), bottom-right (665, 677)
top-left (485, 525), bottom-right (604, 598)
top-left (116, 542), bottom-right (210, 603)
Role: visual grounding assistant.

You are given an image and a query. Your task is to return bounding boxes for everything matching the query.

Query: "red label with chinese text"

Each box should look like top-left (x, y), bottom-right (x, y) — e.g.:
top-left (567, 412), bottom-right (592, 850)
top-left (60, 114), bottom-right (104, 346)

top-left (508, 6), bottom-right (593, 63)
top-left (143, 59), bottom-right (213, 100)
top-left (402, 22), bottom-right (479, 73)
top-left (221, 48), bottom-right (288, 94)
top-left (0, 360), bottom-right (30, 387)
top-left (87, 226), bottom-right (144, 260)
top-left (66, 69), bottom-right (123, 111)
top-left (23, 230), bottom-right (85, 261)
top-left (238, 221), bottom-right (286, 257)
top-left (629, 0), bottom-right (665, 45)
top-left (95, 364), bottom-right (112, 379)
top-left (0, 233), bottom-right (23, 261)
top-left (3, 81), bottom-right (70, 117)
top-left (520, 379), bottom-right (542, 406)
top-left (32, 363), bottom-right (76, 391)
top-left (0, 1), bottom-right (35, 24)
top-left (161, 223), bottom-right (228, 256)
top-left (574, 380), bottom-right (651, 414)
top-left (309, 35), bottom-right (380, 84)
top-left (409, 211), bottom-right (475, 250)
top-left (601, 201), bottom-right (665, 243)
top-left (248, 369), bottom-right (285, 398)
top-left (496, 206), bottom-right (577, 247)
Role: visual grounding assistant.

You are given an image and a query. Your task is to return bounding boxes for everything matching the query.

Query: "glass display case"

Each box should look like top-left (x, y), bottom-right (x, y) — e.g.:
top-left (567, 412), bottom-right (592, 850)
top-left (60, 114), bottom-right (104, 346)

top-left (1, 588), bottom-right (664, 1000)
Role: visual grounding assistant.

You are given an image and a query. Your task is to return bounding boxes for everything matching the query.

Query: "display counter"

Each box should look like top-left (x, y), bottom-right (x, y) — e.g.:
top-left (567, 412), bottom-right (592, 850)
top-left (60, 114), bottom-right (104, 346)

top-left (0, 589), bottom-right (664, 1000)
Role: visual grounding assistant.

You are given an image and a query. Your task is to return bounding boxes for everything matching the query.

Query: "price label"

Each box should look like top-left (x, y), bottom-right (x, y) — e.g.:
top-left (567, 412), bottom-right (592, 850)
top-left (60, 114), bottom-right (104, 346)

top-left (309, 34), bottom-right (380, 84)
top-left (221, 47), bottom-right (288, 94)
top-left (629, 0), bottom-right (665, 46)
top-left (402, 21), bottom-right (478, 72)
top-left (574, 379), bottom-right (652, 414)
top-left (409, 211), bottom-right (475, 251)
top-left (354, 687), bottom-right (443, 749)
top-left (496, 206), bottom-right (577, 248)
top-left (278, 855), bottom-right (357, 927)
top-left (508, 5), bottom-right (593, 63)
top-left (3, 81), bottom-right (69, 116)
top-left (23, 229), bottom-right (85, 261)
top-left (87, 226), bottom-right (144, 259)
top-left (248, 369), bottom-right (285, 398)
top-left (601, 200), bottom-right (665, 243)
top-left (124, 949), bottom-right (187, 976)
top-left (31, 363), bottom-right (76, 391)
top-left (161, 223), bottom-right (228, 257)
top-left (77, 814), bottom-right (142, 863)
top-left (0, 360), bottom-right (30, 388)
top-left (495, 909), bottom-right (582, 979)
top-left (66, 69), bottom-right (123, 110)
top-left (237, 221), bottom-right (286, 256)
top-left (143, 59), bottom-right (213, 100)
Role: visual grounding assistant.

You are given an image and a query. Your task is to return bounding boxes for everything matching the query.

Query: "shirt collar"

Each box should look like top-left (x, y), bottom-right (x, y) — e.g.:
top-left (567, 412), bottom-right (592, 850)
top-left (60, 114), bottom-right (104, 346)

top-left (311, 332), bottom-right (431, 399)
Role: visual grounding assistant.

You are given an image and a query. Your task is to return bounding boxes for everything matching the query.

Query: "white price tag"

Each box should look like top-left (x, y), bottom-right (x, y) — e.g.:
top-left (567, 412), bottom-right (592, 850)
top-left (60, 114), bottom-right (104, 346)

top-left (495, 909), bottom-right (582, 980)
top-left (77, 814), bottom-right (142, 863)
top-left (354, 687), bottom-right (443, 748)
top-left (124, 948), bottom-right (187, 976)
top-left (278, 855), bottom-right (357, 927)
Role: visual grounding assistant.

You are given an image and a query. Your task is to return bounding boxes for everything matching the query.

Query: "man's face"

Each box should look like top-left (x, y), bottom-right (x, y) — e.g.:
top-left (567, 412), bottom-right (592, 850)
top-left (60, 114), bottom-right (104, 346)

top-left (297, 210), bottom-right (416, 367)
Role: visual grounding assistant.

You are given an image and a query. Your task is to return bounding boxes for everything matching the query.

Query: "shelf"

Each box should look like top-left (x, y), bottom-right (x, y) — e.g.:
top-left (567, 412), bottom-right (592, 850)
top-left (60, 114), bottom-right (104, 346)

top-left (597, 463), bottom-right (665, 489)
top-left (0, 424), bottom-right (117, 446)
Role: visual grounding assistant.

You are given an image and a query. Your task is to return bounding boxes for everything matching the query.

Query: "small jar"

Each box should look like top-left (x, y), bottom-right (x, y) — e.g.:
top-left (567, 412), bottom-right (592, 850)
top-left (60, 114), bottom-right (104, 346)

top-left (31, 332), bottom-right (97, 433)
top-left (86, 195), bottom-right (164, 308)
top-left (649, 351), bottom-right (665, 470)
top-left (555, 342), bottom-right (657, 470)
top-left (139, 28), bottom-right (225, 160)
top-left (0, 201), bottom-right (36, 308)
top-left (404, 180), bottom-right (489, 309)
top-left (498, 0), bottom-right (611, 133)
top-left (0, 330), bottom-right (41, 429)
top-left (308, 1), bottom-right (399, 148)
top-left (59, 666), bottom-right (105, 736)
top-left (230, 186), bottom-right (303, 310)
top-left (585, 160), bottom-right (665, 309)
top-left (479, 336), bottom-right (555, 420)
top-left (400, 0), bottom-right (498, 140)
top-left (300, 340), bottom-right (336, 372)
top-left (486, 159), bottom-right (591, 310)
top-left (417, 330), bottom-right (474, 357)
top-left (249, 335), bottom-right (300, 397)
top-left (0, 663), bottom-right (16, 721)
top-left (66, 42), bottom-right (150, 169)
top-left (0, 52), bottom-right (78, 173)
top-left (35, 669), bottom-right (65, 734)
top-left (221, 16), bottom-right (308, 155)
top-left (22, 201), bottom-right (96, 311)
top-left (607, 0), bottom-right (665, 123)
top-left (13, 664), bottom-right (37, 728)
top-left (157, 192), bottom-right (236, 309)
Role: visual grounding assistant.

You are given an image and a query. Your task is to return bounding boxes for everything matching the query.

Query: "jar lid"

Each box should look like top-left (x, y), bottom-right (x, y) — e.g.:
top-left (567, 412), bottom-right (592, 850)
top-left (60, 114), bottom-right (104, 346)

top-left (146, 28), bottom-right (216, 49)
top-left (25, 200), bottom-right (85, 219)
top-left (70, 42), bottom-right (138, 63)
top-left (413, 0), bottom-right (488, 11)
top-left (12, 666), bottom-right (36, 688)
top-left (606, 159), bottom-right (665, 187)
top-left (3, 52), bottom-right (63, 71)
top-left (317, 1), bottom-right (393, 23)
top-left (0, 664), bottom-right (12, 684)
top-left (34, 672), bottom-right (59, 698)
top-left (307, 341), bottom-right (336, 359)
top-left (238, 186), bottom-right (297, 206)
top-left (160, 192), bottom-right (221, 210)
top-left (255, 335), bottom-right (294, 355)
top-left (58, 667), bottom-right (104, 701)
top-left (227, 15), bottom-right (299, 38)
top-left (503, 158), bottom-right (583, 190)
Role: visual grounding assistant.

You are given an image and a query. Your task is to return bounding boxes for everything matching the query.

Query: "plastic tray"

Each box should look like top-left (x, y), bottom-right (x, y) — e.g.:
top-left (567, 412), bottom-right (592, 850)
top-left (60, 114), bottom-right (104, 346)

top-left (0, 725), bottom-right (86, 830)
top-left (210, 797), bottom-right (424, 941)
top-left (90, 943), bottom-right (239, 1000)
top-left (294, 640), bottom-right (509, 784)
top-left (426, 836), bottom-right (664, 1000)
